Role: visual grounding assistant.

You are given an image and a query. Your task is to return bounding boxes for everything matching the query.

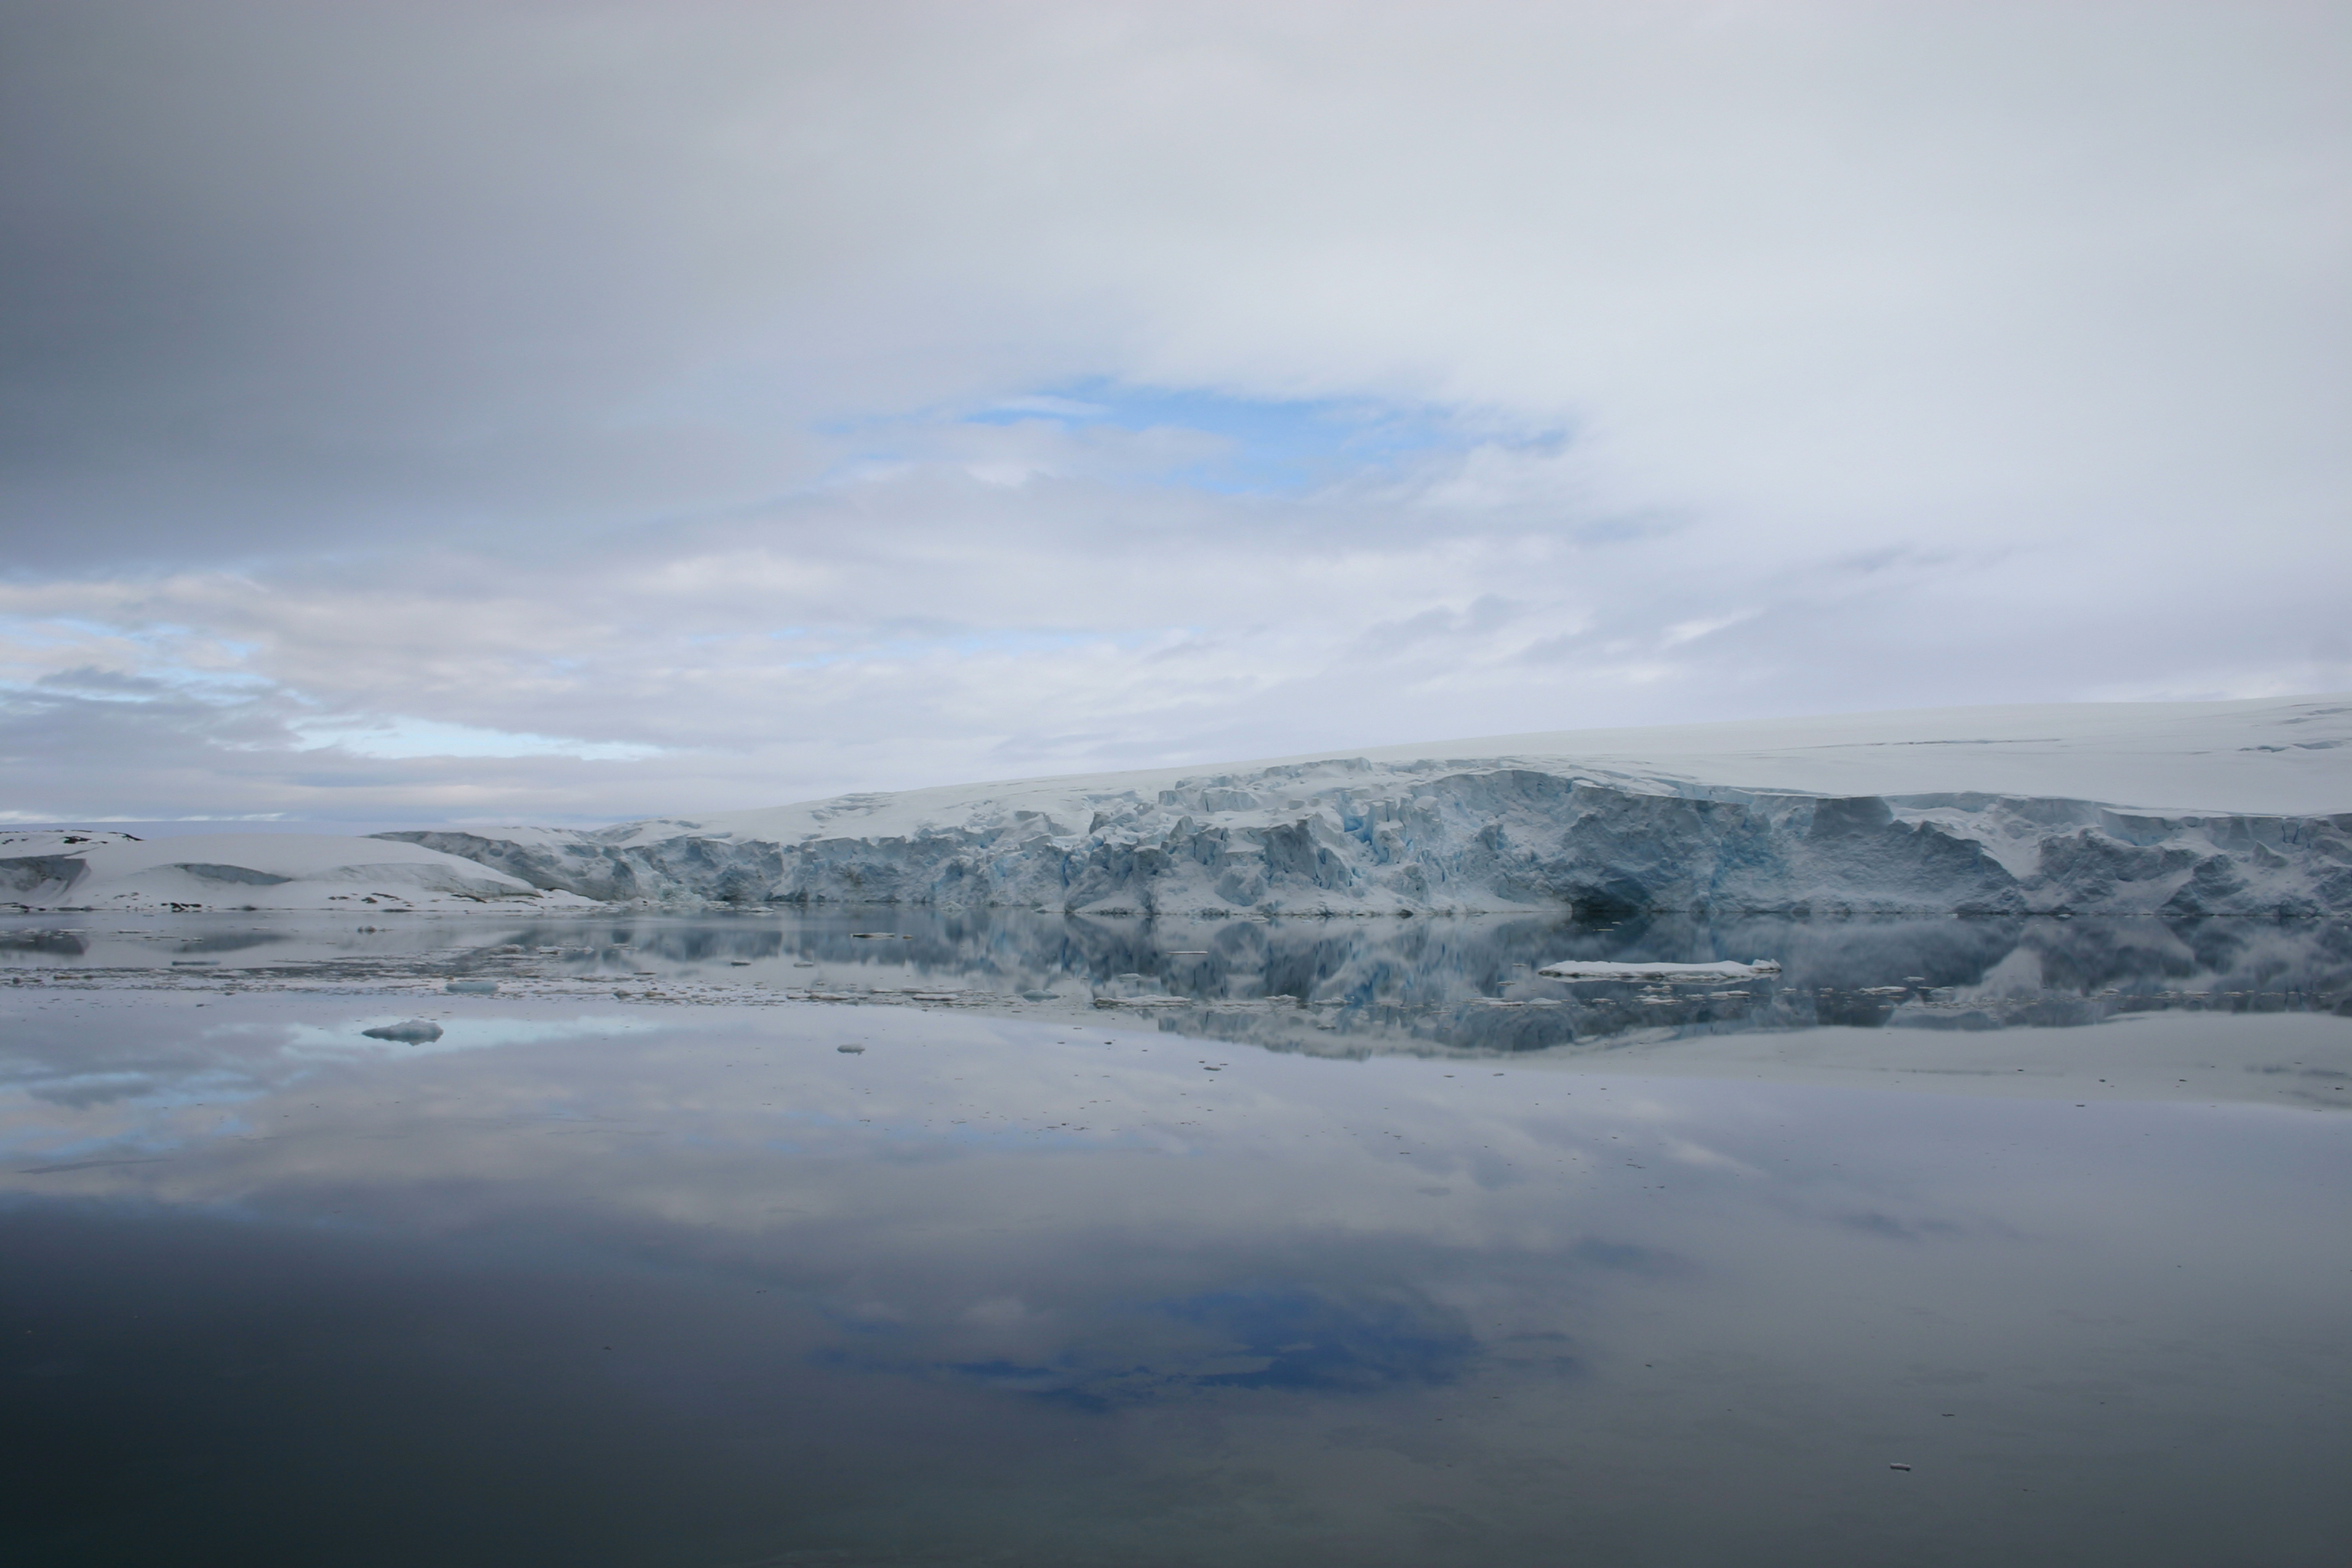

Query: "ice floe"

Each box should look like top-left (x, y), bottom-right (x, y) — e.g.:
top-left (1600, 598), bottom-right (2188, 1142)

top-left (1534, 959), bottom-right (1781, 981)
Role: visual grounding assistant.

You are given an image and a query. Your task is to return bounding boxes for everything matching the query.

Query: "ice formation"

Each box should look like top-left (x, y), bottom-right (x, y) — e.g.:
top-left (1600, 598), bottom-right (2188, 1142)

top-left (371, 695), bottom-right (2352, 918)
top-left (6, 697), bottom-right (2344, 916)
top-left (1534, 959), bottom-right (1782, 981)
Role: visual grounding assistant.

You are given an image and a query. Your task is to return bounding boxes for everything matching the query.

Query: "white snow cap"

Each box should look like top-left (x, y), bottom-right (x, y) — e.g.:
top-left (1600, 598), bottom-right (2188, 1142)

top-left (673, 694), bottom-right (2351, 844)
top-left (0, 830), bottom-right (581, 911)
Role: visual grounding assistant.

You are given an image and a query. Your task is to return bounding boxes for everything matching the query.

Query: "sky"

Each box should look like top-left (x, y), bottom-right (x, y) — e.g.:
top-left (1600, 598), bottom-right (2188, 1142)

top-left (3, 0), bottom-right (2347, 829)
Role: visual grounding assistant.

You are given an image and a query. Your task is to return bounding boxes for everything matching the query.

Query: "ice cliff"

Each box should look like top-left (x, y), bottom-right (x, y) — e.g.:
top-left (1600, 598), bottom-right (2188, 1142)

top-left (379, 697), bottom-right (2352, 919)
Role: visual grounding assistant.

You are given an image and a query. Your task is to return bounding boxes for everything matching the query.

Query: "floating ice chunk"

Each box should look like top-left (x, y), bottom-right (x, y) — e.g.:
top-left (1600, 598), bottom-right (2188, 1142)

top-left (445, 978), bottom-right (498, 994)
top-left (1535, 959), bottom-right (1782, 982)
top-left (361, 1019), bottom-right (445, 1043)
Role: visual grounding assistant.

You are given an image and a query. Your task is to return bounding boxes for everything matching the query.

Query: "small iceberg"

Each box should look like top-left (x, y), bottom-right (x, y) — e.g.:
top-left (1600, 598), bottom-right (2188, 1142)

top-left (444, 978), bottom-right (498, 994)
top-left (361, 1019), bottom-right (445, 1043)
top-left (1535, 959), bottom-right (1782, 982)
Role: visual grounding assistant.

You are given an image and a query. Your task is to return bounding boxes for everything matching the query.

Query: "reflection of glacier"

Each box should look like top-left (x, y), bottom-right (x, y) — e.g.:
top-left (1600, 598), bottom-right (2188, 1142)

top-left (23, 907), bottom-right (2336, 1058)
top-left (398, 910), bottom-right (2344, 1054)
top-left (384, 699), bottom-right (2352, 918)
top-left (1035, 912), bottom-right (2352, 1057)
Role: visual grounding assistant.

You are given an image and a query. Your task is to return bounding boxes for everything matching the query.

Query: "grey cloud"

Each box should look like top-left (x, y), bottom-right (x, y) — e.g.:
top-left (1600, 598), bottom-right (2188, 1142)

top-left (8, 443), bottom-right (2352, 824)
top-left (1, 2), bottom-right (2346, 820)
top-left (1351, 596), bottom-right (1527, 662)
top-left (34, 665), bottom-right (172, 697)
top-left (6, 1), bottom-right (2341, 564)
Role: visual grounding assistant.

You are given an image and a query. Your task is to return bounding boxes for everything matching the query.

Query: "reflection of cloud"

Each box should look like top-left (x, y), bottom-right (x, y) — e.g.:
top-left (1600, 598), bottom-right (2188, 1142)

top-left (1839, 1212), bottom-right (1965, 1243)
top-left (4, 969), bottom-right (2340, 1537)
top-left (960, 1295), bottom-right (1032, 1328)
top-left (1160, 1288), bottom-right (1476, 1393)
top-left (285, 1014), bottom-right (655, 1060)
top-left (908, 1285), bottom-right (1482, 1410)
top-left (27, 1071), bottom-right (159, 1109)
top-left (1661, 1137), bottom-right (1759, 1178)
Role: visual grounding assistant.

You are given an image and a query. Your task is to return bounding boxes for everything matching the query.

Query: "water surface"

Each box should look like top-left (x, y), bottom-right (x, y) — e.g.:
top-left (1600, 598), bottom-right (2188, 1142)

top-left (3, 915), bottom-right (2347, 1565)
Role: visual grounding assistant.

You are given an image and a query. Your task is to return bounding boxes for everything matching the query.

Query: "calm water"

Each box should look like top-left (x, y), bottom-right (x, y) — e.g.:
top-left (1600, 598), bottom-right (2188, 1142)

top-left (4, 913), bottom-right (2348, 1565)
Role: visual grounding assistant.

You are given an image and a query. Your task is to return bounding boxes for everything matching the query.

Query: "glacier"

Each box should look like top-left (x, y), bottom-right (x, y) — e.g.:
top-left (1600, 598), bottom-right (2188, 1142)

top-left (365, 696), bottom-right (2352, 920)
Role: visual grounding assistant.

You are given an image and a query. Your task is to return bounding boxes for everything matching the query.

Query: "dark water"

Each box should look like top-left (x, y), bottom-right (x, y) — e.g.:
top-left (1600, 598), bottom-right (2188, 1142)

top-left (3, 916), bottom-right (2349, 1565)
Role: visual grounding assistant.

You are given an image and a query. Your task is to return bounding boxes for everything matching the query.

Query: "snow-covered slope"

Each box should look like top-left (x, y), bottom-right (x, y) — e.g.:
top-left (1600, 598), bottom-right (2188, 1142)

top-left (384, 696), bottom-right (2352, 917)
top-left (0, 830), bottom-right (587, 911)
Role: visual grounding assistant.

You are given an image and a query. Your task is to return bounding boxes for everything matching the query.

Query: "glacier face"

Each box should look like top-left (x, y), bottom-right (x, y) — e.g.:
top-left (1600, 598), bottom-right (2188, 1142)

top-left (378, 696), bottom-right (2352, 918)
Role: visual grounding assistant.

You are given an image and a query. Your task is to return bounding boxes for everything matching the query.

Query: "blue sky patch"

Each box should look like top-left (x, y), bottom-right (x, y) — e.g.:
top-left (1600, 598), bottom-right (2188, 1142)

top-left (965, 379), bottom-right (1477, 494)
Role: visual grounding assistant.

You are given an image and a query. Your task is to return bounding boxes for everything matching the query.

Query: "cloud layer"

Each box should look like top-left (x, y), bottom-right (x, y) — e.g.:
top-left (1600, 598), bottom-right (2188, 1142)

top-left (4, 1), bottom-right (2347, 824)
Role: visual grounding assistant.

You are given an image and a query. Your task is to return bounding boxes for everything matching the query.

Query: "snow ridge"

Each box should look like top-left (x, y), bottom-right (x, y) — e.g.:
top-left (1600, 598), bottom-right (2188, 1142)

top-left (0, 831), bottom-right (591, 912)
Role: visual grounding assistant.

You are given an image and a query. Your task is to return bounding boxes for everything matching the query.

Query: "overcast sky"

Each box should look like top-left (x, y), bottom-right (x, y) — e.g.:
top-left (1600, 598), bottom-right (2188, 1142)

top-left (4, 0), bottom-right (2347, 828)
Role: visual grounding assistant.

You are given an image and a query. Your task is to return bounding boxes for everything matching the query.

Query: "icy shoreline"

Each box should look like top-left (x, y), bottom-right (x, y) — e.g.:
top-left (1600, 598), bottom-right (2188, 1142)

top-left (9, 697), bottom-right (2349, 918)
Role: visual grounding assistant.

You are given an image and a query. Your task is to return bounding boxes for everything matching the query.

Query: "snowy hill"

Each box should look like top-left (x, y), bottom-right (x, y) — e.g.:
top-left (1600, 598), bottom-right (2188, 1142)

top-left (381, 696), bottom-right (2352, 918)
top-left (0, 830), bottom-right (589, 912)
